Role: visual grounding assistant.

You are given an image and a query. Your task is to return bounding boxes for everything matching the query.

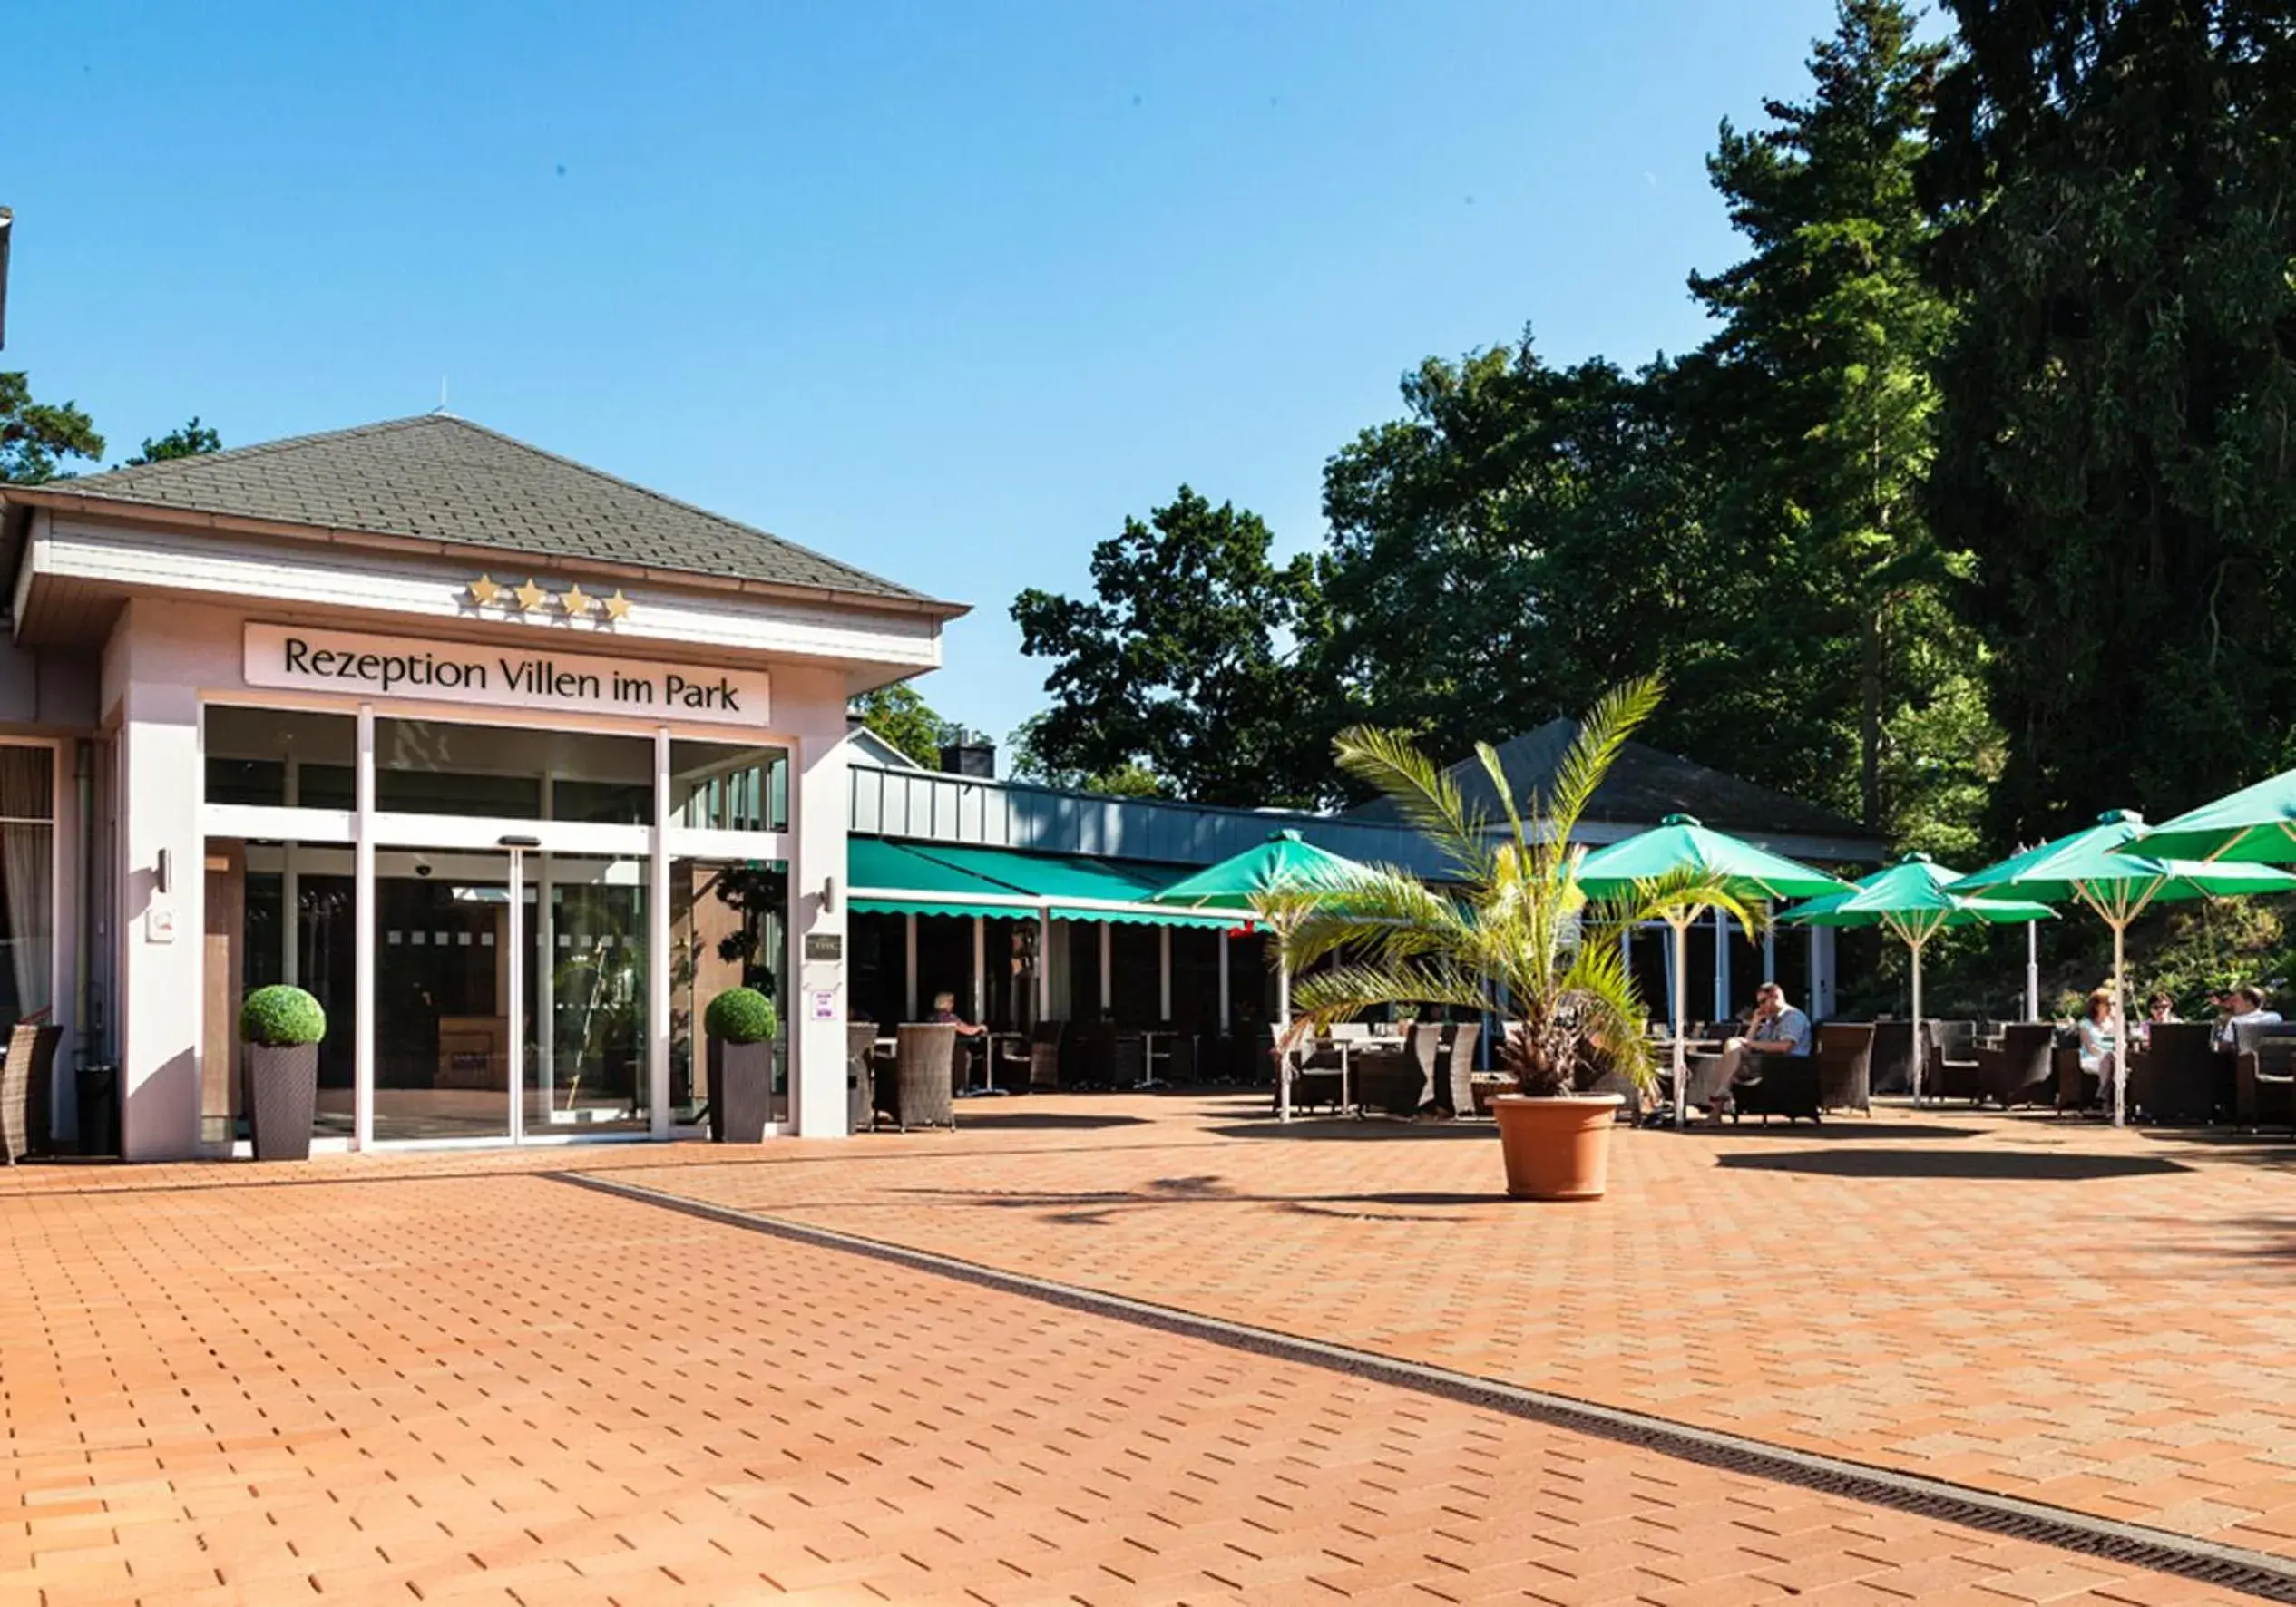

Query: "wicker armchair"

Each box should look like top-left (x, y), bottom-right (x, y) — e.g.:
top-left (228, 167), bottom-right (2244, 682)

top-left (0, 1021), bottom-right (60, 1164)
top-left (1734, 1025), bottom-right (1871, 1125)
top-left (1925, 1021), bottom-right (1983, 1104)
top-left (875, 1024), bottom-right (957, 1131)
top-left (1869, 1020), bottom-right (1914, 1096)
top-left (2236, 1034), bottom-right (2296, 1135)
top-left (1813, 1021), bottom-right (1874, 1114)
top-left (846, 1023), bottom-right (878, 1135)
top-left (1976, 1024), bottom-right (2056, 1109)
top-left (2126, 1022), bottom-right (2222, 1124)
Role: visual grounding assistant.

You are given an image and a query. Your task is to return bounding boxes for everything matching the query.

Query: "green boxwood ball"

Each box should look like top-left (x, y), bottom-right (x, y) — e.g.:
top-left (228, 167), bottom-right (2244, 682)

top-left (239, 985), bottom-right (327, 1047)
top-left (705, 986), bottom-right (779, 1045)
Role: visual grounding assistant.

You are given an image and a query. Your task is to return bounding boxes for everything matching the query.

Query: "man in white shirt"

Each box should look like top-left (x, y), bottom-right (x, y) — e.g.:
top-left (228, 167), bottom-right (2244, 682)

top-left (2216, 985), bottom-right (2282, 1048)
top-left (1707, 980), bottom-right (1812, 1120)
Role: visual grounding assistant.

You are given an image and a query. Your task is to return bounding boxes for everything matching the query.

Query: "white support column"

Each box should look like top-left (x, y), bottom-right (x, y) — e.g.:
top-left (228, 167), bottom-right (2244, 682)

top-left (1762, 906), bottom-right (1777, 985)
top-left (1036, 911), bottom-right (1051, 1024)
top-left (904, 912), bottom-right (919, 1021)
top-left (1216, 930), bottom-right (1231, 1031)
top-left (353, 702), bottom-right (376, 1151)
top-left (534, 772), bottom-right (555, 1122)
top-left (649, 729), bottom-right (671, 1138)
top-left (1712, 906), bottom-right (1732, 1020)
top-left (1099, 921), bottom-right (1112, 1016)
top-left (788, 709), bottom-right (851, 1137)
top-left (281, 757), bottom-right (299, 987)
top-left (1808, 924), bottom-right (1837, 1019)
top-left (972, 915), bottom-right (986, 1026)
top-left (505, 847), bottom-right (525, 1145)
top-left (113, 648), bottom-right (203, 1160)
top-left (1158, 926), bottom-right (1172, 1021)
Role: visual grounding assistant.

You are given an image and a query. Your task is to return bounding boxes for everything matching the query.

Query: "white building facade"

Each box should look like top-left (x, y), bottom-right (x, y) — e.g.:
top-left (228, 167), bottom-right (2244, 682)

top-left (0, 414), bottom-right (962, 1159)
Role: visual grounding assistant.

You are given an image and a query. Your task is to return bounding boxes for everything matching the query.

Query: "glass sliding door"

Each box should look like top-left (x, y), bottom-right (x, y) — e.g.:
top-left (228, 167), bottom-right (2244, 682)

top-left (373, 850), bottom-right (516, 1142)
top-left (527, 852), bottom-right (650, 1135)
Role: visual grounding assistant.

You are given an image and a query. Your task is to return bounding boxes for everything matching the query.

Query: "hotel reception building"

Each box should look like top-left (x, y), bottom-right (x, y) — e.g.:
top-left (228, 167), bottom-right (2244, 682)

top-left (0, 414), bottom-right (965, 1159)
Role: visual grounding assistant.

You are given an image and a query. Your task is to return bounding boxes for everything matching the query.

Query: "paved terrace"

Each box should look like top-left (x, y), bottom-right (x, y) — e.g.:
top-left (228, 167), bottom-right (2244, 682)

top-left (2, 1096), bottom-right (2290, 1605)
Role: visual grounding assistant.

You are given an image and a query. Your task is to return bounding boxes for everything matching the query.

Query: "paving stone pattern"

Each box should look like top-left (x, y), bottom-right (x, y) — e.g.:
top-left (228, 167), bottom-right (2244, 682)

top-left (0, 1119), bottom-right (2257, 1605)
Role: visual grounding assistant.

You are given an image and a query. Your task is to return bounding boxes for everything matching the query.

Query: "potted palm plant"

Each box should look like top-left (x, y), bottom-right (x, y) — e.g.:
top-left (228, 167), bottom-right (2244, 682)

top-left (1286, 677), bottom-right (1753, 1200)
top-left (706, 986), bottom-right (778, 1144)
top-left (239, 984), bottom-right (326, 1162)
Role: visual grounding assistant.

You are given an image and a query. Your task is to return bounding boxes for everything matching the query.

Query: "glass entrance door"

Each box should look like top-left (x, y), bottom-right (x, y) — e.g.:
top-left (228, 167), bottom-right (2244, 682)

top-left (374, 850), bottom-right (518, 1142)
top-left (527, 853), bottom-right (650, 1136)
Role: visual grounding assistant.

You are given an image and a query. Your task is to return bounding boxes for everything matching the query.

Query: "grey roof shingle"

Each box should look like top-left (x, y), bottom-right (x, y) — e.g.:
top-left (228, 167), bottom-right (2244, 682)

top-left (1347, 717), bottom-right (1872, 843)
top-left (53, 414), bottom-right (948, 608)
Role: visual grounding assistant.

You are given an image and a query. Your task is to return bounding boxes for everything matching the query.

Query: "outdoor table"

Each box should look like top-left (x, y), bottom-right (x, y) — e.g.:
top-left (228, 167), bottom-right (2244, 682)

top-left (1134, 1028), bottom-right (1176, 1091)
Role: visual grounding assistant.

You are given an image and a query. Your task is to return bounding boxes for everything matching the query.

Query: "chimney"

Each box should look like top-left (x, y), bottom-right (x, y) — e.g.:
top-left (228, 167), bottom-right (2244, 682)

top-left (939, 729), bottom-right (995, 779)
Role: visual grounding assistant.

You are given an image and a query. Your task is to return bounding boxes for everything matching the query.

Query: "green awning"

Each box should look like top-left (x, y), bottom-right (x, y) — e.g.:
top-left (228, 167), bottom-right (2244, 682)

top-left (846, 838), bottom-right (1236, 929)
top-left (847, 837), bottom-right (1039, 919)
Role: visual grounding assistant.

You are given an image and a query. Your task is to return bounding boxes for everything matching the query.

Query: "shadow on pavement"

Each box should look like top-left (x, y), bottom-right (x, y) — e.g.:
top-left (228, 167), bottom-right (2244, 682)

top-left (945, 1111), bottom-right (1150, 1131)
top-left (1716, 1148), bottom-right (2188, 1180)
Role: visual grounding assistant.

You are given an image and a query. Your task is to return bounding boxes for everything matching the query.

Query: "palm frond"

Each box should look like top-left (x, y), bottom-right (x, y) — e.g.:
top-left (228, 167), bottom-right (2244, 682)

top-left (1547, 675), bottom-right (1664, 848)
top-left (1332, 726), bottom-right (1496, 882)
top-left (1291, 959), bottom-right (1490, 1029)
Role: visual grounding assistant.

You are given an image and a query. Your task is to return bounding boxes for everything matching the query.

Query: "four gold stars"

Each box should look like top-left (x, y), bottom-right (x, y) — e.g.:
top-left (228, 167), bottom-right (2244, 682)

top-left (464, 574), bottom-right (630, 625)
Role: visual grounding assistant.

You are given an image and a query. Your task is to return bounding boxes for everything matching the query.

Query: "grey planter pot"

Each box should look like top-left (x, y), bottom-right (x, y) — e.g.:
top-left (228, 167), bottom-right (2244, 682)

top-left (710, 1038), bottom-right (773, 1143)
top-left (245, 1042), bottom-right (318, 1162)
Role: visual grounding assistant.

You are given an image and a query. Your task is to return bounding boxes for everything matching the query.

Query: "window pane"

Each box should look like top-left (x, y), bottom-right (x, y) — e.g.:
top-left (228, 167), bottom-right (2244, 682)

top-left (376, 718), bottom-right (653, 823)
top-left (671, 858), bottom-right (788, 1125)
top-left (204, 707), bottom-right (357, 808)
top-left (203, 839), bottom-right (357, 1146)
top-left (669, 739), bottom-right (787, 832)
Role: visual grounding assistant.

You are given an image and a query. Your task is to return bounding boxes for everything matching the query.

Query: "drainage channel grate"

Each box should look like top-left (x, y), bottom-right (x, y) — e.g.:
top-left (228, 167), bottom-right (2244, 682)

top-left (557, 1173), bottom-right (2296, 1603)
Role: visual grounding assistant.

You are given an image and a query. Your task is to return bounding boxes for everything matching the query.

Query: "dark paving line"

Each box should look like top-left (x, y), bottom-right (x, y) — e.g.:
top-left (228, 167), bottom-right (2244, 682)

top-left (556, 1169), bottom-right (2296, 1605)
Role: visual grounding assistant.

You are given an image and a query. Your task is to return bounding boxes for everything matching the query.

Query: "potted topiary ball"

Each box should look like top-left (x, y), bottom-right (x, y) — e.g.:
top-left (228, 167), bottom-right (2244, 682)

top-left (706, 986), bottom-right (778, 1143)
top-left (239, 984), bottom-right (326, 1162)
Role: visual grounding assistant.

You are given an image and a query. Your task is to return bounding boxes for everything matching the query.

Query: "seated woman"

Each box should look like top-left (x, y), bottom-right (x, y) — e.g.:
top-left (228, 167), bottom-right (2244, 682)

top-left (2130, 991), bottom-right (2178, 1049)
top-left (2076, 988), bottom-right (2116, 1107)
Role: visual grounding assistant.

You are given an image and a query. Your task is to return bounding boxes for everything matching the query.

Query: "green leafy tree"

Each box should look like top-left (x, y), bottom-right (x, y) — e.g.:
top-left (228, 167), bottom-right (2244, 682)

top-left (1007, 715), bottom-right (1164, 796)
top-left (1680, 0), bottom-right (1996, 852)
top-left (1011, 487), bottom-right (1324, 806)
top-left (1314, 344), bottom-right (1712, 773)
top-left (851, 684), bottom-right (957, 768)
top-left (0, 372), bottom-right (103, 483)
top-left (125, 417), bottom-right (221, 465)
top-left (1925, 0), bottom-right (2296, 842)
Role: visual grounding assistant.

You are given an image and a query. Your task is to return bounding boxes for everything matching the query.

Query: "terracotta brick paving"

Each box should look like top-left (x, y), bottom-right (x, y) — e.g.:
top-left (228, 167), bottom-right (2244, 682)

top-left (581, 1097), bottom-right (2296, 1562)
top-left (0, 1123), bottom-right (2262, 1605)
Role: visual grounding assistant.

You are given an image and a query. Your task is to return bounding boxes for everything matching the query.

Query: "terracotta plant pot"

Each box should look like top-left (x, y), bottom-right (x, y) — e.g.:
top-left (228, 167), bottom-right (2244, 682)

top-left (1490, 1094), bottom-right (1624, 1201)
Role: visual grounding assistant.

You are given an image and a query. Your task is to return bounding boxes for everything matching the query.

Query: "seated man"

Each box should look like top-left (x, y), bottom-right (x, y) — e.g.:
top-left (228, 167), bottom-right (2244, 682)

top-left (1706, 980), bottom-right (1811, 1120)
top-left (2216, 984), bottom-right (2282, 1048)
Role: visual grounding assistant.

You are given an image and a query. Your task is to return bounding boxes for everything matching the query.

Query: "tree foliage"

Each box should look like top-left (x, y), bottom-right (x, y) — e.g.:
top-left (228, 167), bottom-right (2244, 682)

top-left (1926, 0), bottom-right (2296, 843)
top-left (126, 417), bottom-right (222, 465)
top-left (0, 372), bottom-right (103, 484)
top-left (851, 684), bottom-right (957, 769)
top-left (1011, 487), bottom-right (1323, 806)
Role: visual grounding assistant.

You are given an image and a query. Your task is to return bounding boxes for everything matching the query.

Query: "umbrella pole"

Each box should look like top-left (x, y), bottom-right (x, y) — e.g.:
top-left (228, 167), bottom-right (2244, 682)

top-left (1277, 942), bottom-right (1293, 1125)
top-left (1910, 938), bottom-right (1924, 1105)
top-left (2112, 921), bottom-right (2127, 1128)
top-left (2027, 921), bottom-right (2041, 1022)
top-left (1674, 915), bottom-right (1690, 1131)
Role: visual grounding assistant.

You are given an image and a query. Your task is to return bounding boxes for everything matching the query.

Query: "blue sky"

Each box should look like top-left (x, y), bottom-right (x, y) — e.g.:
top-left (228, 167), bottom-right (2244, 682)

top-left (9, 0), bottom-right (1853, 746)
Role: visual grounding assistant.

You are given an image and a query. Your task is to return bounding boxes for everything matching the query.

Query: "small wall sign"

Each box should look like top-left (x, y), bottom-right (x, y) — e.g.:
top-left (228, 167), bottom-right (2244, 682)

top-left (810, 989), bottom-right (837, 1022)
top-left (804, 933), bottom-right (843, 961)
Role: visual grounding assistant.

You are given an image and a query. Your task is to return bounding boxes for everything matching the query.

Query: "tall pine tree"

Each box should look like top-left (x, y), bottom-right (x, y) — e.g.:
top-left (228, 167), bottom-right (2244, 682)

top-left (1927, 0), bottom-right (2296, 841)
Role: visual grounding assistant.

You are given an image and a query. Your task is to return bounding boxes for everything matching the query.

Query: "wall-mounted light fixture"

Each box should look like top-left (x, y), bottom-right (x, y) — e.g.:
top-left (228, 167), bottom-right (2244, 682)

top-left (156, 847), bottom-right (172, 895)
top-left (822, 874), bottom-right (839, 913)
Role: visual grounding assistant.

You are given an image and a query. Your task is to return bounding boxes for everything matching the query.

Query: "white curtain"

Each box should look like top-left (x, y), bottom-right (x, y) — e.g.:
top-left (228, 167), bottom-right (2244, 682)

top-left (0, 748), bottom-right (53, 1022)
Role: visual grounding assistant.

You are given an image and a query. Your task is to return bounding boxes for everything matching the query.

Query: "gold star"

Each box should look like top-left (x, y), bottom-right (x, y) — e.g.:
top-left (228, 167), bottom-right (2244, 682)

top-left (601, 589), bottom-right (631, 622)
top-left (513, 578), bottom-right (547, 612)
top-left (467, 574), bottom-right (502, 607)
top-left (561, 582), bottom-right (592, 618)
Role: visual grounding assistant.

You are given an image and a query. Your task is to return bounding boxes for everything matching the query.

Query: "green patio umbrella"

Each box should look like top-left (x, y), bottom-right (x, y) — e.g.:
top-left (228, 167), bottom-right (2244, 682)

top-left (1578, 814), bottom-right (1848, 1129)
top-left (2139, 767), bottom-right (2296, 864)
top-left (1782, 853), bottom-right (2055, 1103)
top-left (1150, 831), bottom-right (1372, 1121)
top-left (1951, 810), bottom-right (2296, 1125)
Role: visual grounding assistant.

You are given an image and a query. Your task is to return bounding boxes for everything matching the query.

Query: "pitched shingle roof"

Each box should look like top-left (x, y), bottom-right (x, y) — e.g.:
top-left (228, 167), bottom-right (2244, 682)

top-left (51, 414), bottom-right (949, 609)
top-left (1347, 718), bottom-right (1872, 843)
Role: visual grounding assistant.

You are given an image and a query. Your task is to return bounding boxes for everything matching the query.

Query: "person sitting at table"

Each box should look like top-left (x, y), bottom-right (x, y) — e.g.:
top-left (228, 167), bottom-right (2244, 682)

top-left (1705, 980), bottom-right (1811, 1121)
top-left (2213, 984), bottom-right (2282, 1048)
top-left (2076, 988), bottom-right (2116, 1104)
top-left (926, 991), bottom-right (986, 1037)
top-left (2129, 991), bottom-right (2178, 1048)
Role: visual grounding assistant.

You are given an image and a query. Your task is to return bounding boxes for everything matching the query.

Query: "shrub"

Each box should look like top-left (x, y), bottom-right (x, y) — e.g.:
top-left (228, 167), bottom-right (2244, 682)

top-left (705, 987), bottom-right (779, 1045)
top-left (239, 985), bottom-right (327, 1047)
